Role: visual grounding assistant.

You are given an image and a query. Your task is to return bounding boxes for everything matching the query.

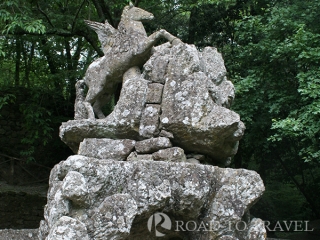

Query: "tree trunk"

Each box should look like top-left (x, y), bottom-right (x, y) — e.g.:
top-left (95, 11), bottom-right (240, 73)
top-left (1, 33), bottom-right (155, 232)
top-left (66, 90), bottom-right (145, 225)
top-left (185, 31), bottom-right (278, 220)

top-left (187, 7), bottom-right (197, 44)
top-left (277, 154), bottom-right (320, 218)
top-left (15, 37), bottom-right (21, 86)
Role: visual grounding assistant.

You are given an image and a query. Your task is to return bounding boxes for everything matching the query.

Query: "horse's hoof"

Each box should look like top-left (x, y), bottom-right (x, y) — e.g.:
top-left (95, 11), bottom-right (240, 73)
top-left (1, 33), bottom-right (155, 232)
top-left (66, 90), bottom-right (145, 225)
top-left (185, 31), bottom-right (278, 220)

top-left (172, 38), bottom-right (183, 46)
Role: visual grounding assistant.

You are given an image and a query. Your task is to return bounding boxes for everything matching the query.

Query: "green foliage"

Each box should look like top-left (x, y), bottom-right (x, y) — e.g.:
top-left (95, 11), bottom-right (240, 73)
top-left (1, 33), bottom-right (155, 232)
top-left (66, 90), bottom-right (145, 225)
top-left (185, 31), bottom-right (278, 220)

top-left (227, 0), bottom-right (320, 219)
top-left (232, 1), bottom-right (320, 163)
top-left (0, 93), bottom-right (16, 114)
top-left (252, 182), bottom-right (311, 221)
top-left (19, 92), bottom-right (53, 162)
top-left (0, 1), bottom-right (46, 34)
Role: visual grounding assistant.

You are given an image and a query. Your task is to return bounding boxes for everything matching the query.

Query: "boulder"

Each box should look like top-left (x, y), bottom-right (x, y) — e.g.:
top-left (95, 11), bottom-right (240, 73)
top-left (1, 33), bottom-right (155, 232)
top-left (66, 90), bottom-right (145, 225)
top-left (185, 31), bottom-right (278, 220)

top-left (147, 44), bottom-right (245, 164)
top-left (47, 216), bottom-right (89, 240)
top-left (127, 152), bottom-right (154, 161)
top-left (39, 156), bottom-right (265, 240)
top-left (91, 194), bottom-right (137, 239)
top-left (78, 138), bottom-right (136, 160)
top-left (246, 218), bottom-right (267, 240)
top-left (135, 137), bottom-right (172, 153)
top-left (61, 171), bottom-right (89, 207)
top-left (152, 147), bottom-right (187, 162)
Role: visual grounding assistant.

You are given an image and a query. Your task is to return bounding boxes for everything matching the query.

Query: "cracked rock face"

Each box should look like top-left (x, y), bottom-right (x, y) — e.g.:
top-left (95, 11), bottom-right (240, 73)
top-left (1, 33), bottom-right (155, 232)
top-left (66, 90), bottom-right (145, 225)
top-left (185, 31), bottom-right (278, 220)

top-left (39, 156), bottom-right (265, 240)
top-left (60, 43), bottom-right (244, 164)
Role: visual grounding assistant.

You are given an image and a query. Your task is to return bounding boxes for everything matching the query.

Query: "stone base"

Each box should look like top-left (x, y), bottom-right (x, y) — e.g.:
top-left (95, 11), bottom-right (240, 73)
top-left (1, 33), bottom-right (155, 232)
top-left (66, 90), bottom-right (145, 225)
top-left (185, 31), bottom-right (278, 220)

top-left (39, 155), bottom-right (266, 240)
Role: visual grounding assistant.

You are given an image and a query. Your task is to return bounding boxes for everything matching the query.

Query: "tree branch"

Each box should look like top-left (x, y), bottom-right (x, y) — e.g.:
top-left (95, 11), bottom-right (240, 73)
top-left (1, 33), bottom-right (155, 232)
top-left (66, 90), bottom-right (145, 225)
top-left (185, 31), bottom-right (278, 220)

top-left (81, 31), bottom-right (104, 57)
top-left (6, 28), bottom-right (103, 57)
top-left (72, 0), bottom-right (87, 32)
top-left (134, 0), bottom-right (141, 7)
top-left (275, 152), bottom-right (320, 218)
top-left (97, 0), bottom-right (115, 27)
top-left (72, 37), bottom-right (84, 63)
top-left (0, 153), bottom-right (51, 170)
top-left (37, 1), bottom-right (55, 28)
top-left (90, 0), bottom-right (106, 22)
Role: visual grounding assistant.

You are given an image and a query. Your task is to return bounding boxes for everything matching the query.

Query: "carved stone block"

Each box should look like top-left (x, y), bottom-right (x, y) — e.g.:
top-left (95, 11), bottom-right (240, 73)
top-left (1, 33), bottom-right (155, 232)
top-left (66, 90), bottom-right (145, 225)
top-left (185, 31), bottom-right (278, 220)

top-left (146, 83), bottom-right (164, 104)
top-left (139, 104), bottom-right (161, 138)
top-left (78, 138), bottom-right (135, 160)
top-left (152, 147), bottom-right (186, 162)
top-left (135, 137), bottom-right (172, 154)
top-left (127, 151), bottom-right (154, 161)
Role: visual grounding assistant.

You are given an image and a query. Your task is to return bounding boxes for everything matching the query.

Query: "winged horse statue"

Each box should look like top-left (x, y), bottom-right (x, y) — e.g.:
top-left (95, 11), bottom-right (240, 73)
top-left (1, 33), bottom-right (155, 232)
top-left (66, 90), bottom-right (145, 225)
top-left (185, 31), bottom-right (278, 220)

top-left (78, 2), bottom-right (182, 120)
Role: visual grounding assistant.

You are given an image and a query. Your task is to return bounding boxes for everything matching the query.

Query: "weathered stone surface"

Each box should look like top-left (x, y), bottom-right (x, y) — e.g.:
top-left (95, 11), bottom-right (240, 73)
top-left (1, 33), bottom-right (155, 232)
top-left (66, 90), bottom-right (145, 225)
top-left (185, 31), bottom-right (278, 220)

top-left (146, 44), bottom-right (245, 164)
top-left (78, 138), bottom-right (135, 160)
top-left (45, 181), bottom-right (71, 231)
top-left (103, 77), bottom-right (149, 137)
top-left (208, 79), bottom-right (235, 109)
top-left (60, 77), bottom-right (149, 153)
top-left (146, 82), bottom-right (164, 103)
top-left (199, 46), bottom-right (227, 85)
top-left (39, 156), bottom-right (265, 240)
top-left (61, 171), bottom-right (89, 207)
top-left (74, 80), bottom-right (88, 120)
top-left (246, 218), bottom-right (267, 240)
top-left (152, 147), bottom-right (186, 162)
top-left (186, 153), bottom-right (206, 161)
top-left (47, 216), bottom-right (89, 240)
top-left (186, 158), bottom-right (200, 164)
top-left (218, 236), bottom-right (239, 240)
top-left (91, 194), bottom-right (137, 239)
top-left (143, 48), bottom-right (170, 84)
top-left (46, 5), bottom-right (266, 240)
top-left (135, 137), bottom-right (172, 153)
top-left (159, 129), bottom-right (174, 139)
top-left (127, 152), bottom-right (154, 161)
top-left (139, 104), bottom-right (161, 138)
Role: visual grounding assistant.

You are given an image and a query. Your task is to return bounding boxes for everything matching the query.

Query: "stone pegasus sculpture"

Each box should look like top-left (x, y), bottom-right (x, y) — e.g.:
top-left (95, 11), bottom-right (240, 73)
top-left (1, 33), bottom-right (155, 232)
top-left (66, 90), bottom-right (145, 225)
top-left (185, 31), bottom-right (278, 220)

top-left (81, 2), bottom-right (182, 119)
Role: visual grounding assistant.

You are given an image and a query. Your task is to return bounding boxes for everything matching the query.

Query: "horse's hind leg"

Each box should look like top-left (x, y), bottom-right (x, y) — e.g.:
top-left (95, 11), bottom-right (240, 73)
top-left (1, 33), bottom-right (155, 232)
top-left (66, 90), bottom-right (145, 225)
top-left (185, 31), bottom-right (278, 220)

top-left (93, 93), bottom-right (112, 119)
top-left (84, 85), bottom-right (104, 120)
top-left (92, 100), bottom-right (105, 119)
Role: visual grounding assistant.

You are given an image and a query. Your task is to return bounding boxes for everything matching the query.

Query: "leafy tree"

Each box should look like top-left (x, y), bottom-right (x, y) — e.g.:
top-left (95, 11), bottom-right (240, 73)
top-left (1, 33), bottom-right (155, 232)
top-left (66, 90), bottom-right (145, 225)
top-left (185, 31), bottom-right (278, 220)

top-left (228, 0), bottom-right (320, 220)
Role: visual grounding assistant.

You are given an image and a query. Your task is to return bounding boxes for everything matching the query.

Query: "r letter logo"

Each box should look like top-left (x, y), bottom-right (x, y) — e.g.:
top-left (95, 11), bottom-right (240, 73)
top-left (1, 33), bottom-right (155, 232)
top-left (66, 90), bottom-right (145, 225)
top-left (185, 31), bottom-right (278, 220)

top-left (147, 212), bottom-right (172, 237)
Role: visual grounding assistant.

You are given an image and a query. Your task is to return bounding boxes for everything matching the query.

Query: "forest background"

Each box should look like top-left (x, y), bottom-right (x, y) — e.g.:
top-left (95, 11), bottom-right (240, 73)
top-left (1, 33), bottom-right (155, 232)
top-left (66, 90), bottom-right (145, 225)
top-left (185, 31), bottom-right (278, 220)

top-left (0, 0), bottom-right (319, 237)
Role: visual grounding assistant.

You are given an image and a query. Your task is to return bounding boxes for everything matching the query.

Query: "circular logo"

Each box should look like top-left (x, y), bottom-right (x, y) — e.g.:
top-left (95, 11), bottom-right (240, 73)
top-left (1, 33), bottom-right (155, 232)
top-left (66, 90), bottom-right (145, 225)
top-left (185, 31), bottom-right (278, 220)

top-left (147, 212), bottom-right (172, 237)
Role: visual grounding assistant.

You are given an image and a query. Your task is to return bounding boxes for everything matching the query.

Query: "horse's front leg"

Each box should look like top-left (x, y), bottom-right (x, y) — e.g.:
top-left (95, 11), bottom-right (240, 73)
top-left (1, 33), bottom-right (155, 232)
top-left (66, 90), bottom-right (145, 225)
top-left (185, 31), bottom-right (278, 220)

top-left (158, 29), bottom-right (183, 45)
top-left (138, 30), bottom-right (182, 54)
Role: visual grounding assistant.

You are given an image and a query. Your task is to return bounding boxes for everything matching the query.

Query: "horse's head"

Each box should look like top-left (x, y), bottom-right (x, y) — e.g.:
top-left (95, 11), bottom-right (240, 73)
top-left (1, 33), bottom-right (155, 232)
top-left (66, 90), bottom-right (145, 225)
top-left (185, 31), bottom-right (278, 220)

top-left (121, 2), bottom-right (154, 21)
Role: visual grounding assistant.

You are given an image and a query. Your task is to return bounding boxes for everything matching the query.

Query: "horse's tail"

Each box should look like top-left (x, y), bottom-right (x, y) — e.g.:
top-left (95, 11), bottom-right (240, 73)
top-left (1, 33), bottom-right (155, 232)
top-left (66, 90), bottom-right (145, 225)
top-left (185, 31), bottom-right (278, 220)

top-left (75, 79), bottom-right (87, 101)
top-left (74, 79), bottom-right (88, 120)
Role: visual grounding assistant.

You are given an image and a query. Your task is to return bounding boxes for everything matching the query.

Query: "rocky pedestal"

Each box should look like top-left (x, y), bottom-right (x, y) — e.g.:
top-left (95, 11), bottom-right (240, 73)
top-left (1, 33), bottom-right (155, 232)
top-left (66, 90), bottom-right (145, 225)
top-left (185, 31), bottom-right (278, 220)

top-left (39, 154), bottom-right (265, 240)
top-left (40, 41), bottom-right (266, 239)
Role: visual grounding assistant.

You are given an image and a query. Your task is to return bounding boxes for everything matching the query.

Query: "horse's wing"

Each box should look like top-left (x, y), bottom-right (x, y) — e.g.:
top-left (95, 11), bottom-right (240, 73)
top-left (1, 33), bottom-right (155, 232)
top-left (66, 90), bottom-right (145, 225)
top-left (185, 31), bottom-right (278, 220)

top-left (84, 20), bottom-right (118, 54)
